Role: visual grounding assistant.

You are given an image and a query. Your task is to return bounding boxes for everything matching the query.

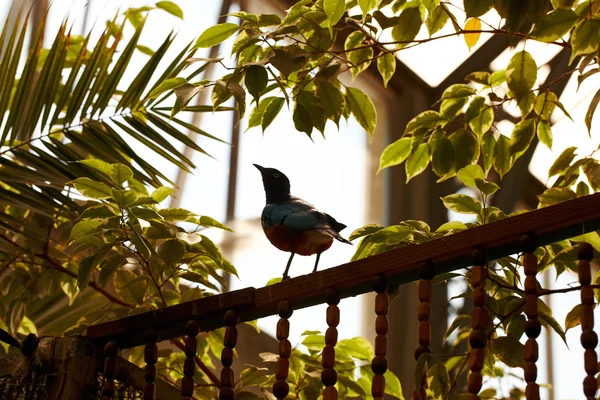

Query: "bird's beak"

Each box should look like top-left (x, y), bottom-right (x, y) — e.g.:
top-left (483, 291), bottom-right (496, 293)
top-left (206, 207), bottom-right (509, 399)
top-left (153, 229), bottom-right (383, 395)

top-left (253, 164), bottom-right (265, 173)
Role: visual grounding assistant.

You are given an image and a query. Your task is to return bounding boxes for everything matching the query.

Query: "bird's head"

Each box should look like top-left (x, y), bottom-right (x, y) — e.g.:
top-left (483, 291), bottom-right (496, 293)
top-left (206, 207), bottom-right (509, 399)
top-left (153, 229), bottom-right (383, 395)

top-left (254, 164), bottom-right (291, 204)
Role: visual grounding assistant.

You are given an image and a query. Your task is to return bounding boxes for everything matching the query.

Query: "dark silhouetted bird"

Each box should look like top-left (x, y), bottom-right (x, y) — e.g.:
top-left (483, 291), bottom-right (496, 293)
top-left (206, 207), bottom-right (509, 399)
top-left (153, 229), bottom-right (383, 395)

top-left (254, 164), bottom-right (351, 280)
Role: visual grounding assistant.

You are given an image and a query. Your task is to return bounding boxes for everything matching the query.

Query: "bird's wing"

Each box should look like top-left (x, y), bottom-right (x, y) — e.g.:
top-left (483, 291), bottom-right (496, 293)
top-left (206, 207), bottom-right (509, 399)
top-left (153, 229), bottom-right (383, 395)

top-left (262, 198), bottom-right (351, 244)
top-left (262, 202), bottom-right (320, 231)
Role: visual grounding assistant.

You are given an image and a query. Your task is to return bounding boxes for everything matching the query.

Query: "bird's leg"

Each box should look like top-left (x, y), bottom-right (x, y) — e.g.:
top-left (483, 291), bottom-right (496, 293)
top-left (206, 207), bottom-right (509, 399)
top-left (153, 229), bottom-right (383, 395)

top-left (312, 253), bottom-right (321, 273)
top-left (282, 253), bottom-right (295, 280)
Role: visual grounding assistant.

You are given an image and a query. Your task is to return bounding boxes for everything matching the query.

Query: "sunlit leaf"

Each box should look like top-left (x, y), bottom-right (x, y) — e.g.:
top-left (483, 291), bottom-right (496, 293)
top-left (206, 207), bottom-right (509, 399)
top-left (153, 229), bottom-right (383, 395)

top-left (195, 23), bottom-right (239, 48)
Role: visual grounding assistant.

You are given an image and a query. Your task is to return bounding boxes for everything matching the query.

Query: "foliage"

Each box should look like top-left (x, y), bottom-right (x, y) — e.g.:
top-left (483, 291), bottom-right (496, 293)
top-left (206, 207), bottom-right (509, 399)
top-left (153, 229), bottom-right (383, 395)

top-left (188, 0), bottom-right (600, 397)
top-left (3, 0), bottom-right (600, 398)
top-left (234, 332), bottom-right (403, 399)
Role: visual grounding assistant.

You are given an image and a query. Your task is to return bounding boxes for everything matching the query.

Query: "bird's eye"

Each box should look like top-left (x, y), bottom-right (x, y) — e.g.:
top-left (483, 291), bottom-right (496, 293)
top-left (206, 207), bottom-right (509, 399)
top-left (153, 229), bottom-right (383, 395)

top-left (273, 173), bottom-right (279, 178)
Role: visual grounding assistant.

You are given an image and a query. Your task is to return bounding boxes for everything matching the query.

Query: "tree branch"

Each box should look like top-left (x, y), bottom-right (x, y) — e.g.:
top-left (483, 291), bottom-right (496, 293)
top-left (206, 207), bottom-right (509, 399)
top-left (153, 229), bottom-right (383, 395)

top-left (0, 233), bottom-right (134, 308)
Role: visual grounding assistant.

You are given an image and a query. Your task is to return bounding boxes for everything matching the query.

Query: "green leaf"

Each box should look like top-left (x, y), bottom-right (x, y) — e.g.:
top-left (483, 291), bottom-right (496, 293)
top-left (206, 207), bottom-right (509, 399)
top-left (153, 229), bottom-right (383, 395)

top-left (324, 0), bottom-right (346, 27)
top-left (346, 87), bottom-right (377, 138)
top-left (247, 96), bottom-right (276, 129)
top-left (405, 143), bottom-right (431, 182)
top-left (69, 177), bottom-right (113, 199)
top-left (431, 136), bottom-right (455, 177)
top-left (69, 220), bottom-right (103, 241)
top-left (110, 164), bottom-right (133, 185)
top-left (450, 129), bottom-right (479, 170)
top-left (148, 77), bottom-right (187, 99)
top-left (464, 0), bottom-right (493, 17)
top-left (192, 216), bottom-right (233, 232)
top-left (565, 303), bottom-right (592, 333)
top-left (457, 165), bottom-right (484, 187)
top-left (570, 19), bottom-right (600, 62)
top-left (155, 1), bottom-right (184, 18)
top-left (317, 82), bottom-right (344, 126)
top-left (114, 270), bottom-right (147, 305)
top-left (358, 0), bottom-right (376, 17)
top-left (384, 370), bottom-right (403, 399)
top-left (482, 132), bottom-right (496, 175)
top-left (261, 97), bottom-right (285, 132)
top-left (111, 189), bottom-right (139, 206)
top-left (377, 52), bottom-right (396, 88)
top-left (441, 83), bottom-right (476, 100)
top-left (490, 336), bottom-right (525, 368)
top-left (548, 146), bottom-right (577, 177)
top-left (428, 362), bottom-right (451, 399)
top-left (493, 135), bottom-right (511, 179)
top-left (302, 334), bottom-right (325, 351)
top-left (77, 256), bottom-right (94, 289)
top-left (425, 5), bottom-right (449, 36)
top-left (345, 31), bottom-right (374, 79)
top-left (244, 65), bottom-right (268, 103)
top-left (436, 221), bottom-right (467, 232)
top-left (506, 51), bottom-right (537, 101)
top-left (517, 92), bottom-right (535, 119)
top-left (349, 224), bottom-right (384, 241)
top-left (440, 97), bottom-right (468, 120)
top-left (158, 208), bottom-right (195, 221)
top-left (538, 309), bottom-right (567, 345)
top-left (195, 23), bottom-right (239, 48)
top-left (336, 337), bottom-right (373, 360)
top-left (391, 7), bottom-right (423, 49)
top-left (79, 159), bottom-right (113, 175)
top-left (509, 119), bottom-right (536, 158)
top-left (537, 120), bottom-right (552, 149)
top-left (584, 88), bottom-right (600, 135)
top-left (443, 314), bottom-right (471, 342)
top-left (79, 205), bottom-right (118, 219)
top-left (529, 8), bottom-right (578, 42)
top-left (406, 111), bottom-right (442, 134)
top-left (507, 315), bottom-right (526, 339)
top-left (469, 105), bottom-right (494, 138)
top-left (151, 186), bottom-right (174, 203)
top-left (465, 71), bottom-right (491, 85)
top-left (158, 239), bottom-right (185, 264)
top-left (378, 137), bottom-right (411, 172)
top-left (440, 194), bottom-right (482, 214)
top-left (538, 187), bottom-right (577, 207)
top-left (534, 92), bottom-right (558, 120)
top-left (293, 105), bottom-right (313, 135)
top-left (475, 178), bottom-right (500, 195)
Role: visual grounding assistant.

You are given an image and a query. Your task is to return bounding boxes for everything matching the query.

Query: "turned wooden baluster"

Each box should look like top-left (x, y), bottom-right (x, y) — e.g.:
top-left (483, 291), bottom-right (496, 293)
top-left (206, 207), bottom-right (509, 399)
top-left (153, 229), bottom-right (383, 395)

top-left (273, 300), bottom-right (293, 400)
top-left (521, 234), bottom-right (540, 400)
top-left (144, 328), bottom-right (159, 400)
top-left (578, 242), bottom-right (598, 399)
top-left (101, 341), bottom-right (118, 400)
top-left (220, 310), bottom-right (239, 400)
top-left (371, 275), bottom-right (389, 400)
top-left (468, 248), bottom-right (488, 400)
top-left (414, 261), bottom-right (435, 400)
top-left (181, 320), bottom-right (199, 400)
top-left (322, 288), bottom-right (340, 400)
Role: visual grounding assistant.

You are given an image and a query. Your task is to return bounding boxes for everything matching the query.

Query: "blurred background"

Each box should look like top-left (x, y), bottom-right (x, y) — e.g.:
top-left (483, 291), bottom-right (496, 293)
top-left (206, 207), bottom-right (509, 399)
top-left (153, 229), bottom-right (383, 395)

top-left (3, 0), bottom-right (600, 398)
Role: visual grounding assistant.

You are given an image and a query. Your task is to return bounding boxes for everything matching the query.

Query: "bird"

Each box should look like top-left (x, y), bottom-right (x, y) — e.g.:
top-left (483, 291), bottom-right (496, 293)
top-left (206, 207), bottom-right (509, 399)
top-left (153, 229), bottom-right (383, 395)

top-left (254, 164), bottom-right (351, 280)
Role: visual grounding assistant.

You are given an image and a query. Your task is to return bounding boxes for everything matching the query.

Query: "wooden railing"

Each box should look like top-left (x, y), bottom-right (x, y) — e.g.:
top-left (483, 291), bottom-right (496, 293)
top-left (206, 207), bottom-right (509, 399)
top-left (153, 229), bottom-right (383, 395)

top-left (86, 192), bottom-right (600, 400)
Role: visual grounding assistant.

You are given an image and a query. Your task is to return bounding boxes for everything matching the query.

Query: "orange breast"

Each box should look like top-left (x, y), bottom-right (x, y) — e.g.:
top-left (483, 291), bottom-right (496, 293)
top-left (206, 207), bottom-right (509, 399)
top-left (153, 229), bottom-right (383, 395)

top-left (264, 225), bottom-right (333, 256)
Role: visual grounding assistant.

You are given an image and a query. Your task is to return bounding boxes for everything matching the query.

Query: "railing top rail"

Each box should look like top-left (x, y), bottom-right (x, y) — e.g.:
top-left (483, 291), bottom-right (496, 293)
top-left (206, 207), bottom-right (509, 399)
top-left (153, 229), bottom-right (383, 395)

top-left (86, 192), bottom-right (600, 349)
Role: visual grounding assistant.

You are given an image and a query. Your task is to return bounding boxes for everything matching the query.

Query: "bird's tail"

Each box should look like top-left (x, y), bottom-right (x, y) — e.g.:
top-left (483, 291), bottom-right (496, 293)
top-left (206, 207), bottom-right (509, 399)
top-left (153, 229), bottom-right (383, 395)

top-left (335, 234), bottom-right (352, 245)
top-left (320, 227), bottom-right (352, 245)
